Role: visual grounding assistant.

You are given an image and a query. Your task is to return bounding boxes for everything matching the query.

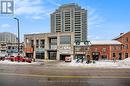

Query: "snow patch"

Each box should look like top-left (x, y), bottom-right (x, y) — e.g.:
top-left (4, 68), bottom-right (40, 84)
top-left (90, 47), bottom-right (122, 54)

top-left (58, 59), bottom-right (130, 68)
top-left (118, 58), bottom-right (130, 66)
top-left (0, 60), bottom-right (41, 65)
top-left (59, 60), bottom-right (118, 68)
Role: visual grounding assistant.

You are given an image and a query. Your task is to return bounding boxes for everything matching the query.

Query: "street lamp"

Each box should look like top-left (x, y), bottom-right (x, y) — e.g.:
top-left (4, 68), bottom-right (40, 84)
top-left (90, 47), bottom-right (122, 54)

top-left (13, 17), bottom-right (20, 56)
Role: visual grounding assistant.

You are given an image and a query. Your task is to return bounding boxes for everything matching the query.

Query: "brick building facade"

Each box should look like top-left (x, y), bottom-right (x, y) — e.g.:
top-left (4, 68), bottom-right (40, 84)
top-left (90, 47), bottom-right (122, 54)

top-left (88, 31), bottom-right (130, 60)
top-left (90, 41), bottom-right (122, 60)
top-left (114, 31), bottom-right (130, 59)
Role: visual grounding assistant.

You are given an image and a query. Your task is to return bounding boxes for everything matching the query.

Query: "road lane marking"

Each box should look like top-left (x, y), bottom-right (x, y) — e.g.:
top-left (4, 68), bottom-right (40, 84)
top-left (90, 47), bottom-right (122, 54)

top-left (0, 73), bottom-right (130, 79)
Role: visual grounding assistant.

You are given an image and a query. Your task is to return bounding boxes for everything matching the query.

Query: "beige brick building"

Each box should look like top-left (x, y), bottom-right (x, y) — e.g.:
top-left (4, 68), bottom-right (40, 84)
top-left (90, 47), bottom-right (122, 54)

top-left (24, 32), bottom-right (74, 60)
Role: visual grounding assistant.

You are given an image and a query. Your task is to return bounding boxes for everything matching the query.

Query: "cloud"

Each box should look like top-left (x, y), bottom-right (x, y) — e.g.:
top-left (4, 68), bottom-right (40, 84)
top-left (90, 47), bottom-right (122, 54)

top-left (31, 16), bottom-right (43, 20)
top-left (87, 7), bottom-right (105, 29)
top-left (14, 0), bottom-right (52, 20)
top-left (15, 0), bottom-right (43, 14)
top-left (15, 6), bottom-right (40, 15)
top-left (0, 24), bottom-right (11, 28)
top-left (46, 0), bottom-right (60, 6)
top-left (88, 35), bottom-right (101, 40)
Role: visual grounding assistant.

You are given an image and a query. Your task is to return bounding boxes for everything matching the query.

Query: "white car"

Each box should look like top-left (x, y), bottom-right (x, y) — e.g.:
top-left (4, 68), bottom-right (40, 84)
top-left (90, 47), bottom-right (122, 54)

top-left (65, 56), bottom-right (72, 62)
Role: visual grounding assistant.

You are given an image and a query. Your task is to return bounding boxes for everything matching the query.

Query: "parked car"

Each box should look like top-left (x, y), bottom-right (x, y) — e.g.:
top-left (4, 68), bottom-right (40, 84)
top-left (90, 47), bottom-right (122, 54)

top-left (0, 57), bottom-right (5, 61)
top-left (25, 58), bottom-right (32, 63)
top-left (7, 56), bottom-right (32, 63)
top-left (0, 52), bottom-right (8, 61)
top-left (65, 56), bottom-right (72, 62)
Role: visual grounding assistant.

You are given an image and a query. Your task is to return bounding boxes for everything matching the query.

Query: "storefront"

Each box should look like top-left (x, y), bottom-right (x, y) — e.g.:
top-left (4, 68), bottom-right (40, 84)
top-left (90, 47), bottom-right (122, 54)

top-left (92, 52), bottom-right (100, 60)
top-left (36, 48), bottom-right (45, 59)
top-left (48, 50), bottom-right (57, 60)
top-left (74, 45), bottom-right (87, 60)
top-left (59, 48), bottom-right (72, 61)
top-left (24, 47), bottom-right (33, 58)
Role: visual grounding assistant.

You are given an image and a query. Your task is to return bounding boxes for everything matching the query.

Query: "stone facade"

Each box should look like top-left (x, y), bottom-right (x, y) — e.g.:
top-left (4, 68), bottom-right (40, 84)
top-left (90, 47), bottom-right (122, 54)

top-left (24, 32), bottom-right (74, 60)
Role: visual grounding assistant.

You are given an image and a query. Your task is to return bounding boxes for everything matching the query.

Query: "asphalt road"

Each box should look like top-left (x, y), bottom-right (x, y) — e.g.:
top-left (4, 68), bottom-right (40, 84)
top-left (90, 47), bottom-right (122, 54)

top-left (0, 62), bottom-right (130, 86)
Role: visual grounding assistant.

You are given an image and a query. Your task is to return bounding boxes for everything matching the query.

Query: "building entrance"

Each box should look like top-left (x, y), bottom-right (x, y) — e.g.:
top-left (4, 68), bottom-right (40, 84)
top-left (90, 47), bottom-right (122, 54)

top-left (26, 53), bottom-right (33, 58)
top-left (92, 52), bottom-right (100, 61)
top-left (60, 54), bottom-right (70, 60)
top-left (48, 51), bottom-right (57, 60)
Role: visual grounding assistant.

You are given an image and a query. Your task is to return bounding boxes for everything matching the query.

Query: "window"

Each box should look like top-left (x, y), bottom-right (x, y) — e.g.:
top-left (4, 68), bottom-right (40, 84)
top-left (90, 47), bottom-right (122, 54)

top-left (112, 46), bottom-right (116, 51)
top-left (40, 40), bottom-right (45, 48)
top-left (75, 41), bottom-right (80, 45)
top-left (125, 53), bottom-right (128, 58)
top-left (124, 37), bottom-right (128, 43)
top-left (102, 48), bottom-right (106, 52)
top-left (30, 40), bottom-right (34, 46)
top-left (95, 48), bottom-right (98, 52)
top-left (118, 46), bottom-right (122, 51)
top-left (124, 44), bottom-right (128, 49)
top-left (118, 53), bottom-right (122, 60)
top-left (84, 41), bottom-right (89, 45)
top-left (50, 38), bottom-right (57, 45)
top-left (60, 36), bottom-right (71, 44)
top-left (36, 53), bottom-right (44, 59)
top-left (36, 40), bottom-right (39, 48)
top-left (112, 53), bottom-right (116, 57)
top-left (101, 55), bottom-right (107, 60)
top-left (75, 46), bottom-right (81, 51)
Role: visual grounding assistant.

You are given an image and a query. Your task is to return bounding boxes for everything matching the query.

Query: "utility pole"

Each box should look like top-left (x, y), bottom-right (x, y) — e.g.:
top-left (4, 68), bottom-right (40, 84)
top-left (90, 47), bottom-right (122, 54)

top-left (13, 17), bottom-right (20, 56)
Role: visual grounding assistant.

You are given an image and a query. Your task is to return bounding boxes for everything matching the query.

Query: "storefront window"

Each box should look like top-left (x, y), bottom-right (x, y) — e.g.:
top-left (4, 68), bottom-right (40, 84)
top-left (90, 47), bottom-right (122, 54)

top-left (101, 55), bottom-right (107, 60)
top-left (36, 52), bottom-right (44, 59)
top-left (48, 51), bottom-right (57, 60)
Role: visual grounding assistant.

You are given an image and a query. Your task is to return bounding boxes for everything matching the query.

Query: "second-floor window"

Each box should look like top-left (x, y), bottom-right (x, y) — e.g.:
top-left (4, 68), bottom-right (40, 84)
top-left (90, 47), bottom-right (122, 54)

top-left (112, 46), bottom-right (116, 51)
top-left (30, 40), bottom-right (34, 46)
top-left (124, 37), bottom-right (128, 43)
top-left (40, 40), bottom-right (44, 48)
top-left (102, 48), bottom-right (106, 52)
top-left (95, 48), bottom-right (98, 52)
top-left (36, 40), bottom-right (39, 48)
top-left (60, 36), bottom-right (71, 44)
top-left (118, 46), bottom-right (122, 51)
top-left (124, 44), bottom-right (128, 49)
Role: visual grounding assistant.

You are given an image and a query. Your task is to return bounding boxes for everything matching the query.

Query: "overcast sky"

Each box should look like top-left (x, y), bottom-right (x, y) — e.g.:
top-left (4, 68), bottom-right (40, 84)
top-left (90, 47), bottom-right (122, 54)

top-left (0, 0), bottom-right (130, 42)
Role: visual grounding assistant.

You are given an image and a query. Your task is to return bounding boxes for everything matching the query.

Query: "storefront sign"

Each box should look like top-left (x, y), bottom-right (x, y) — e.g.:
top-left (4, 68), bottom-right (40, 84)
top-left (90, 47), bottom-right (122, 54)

top-left (7, 49), bottom-right (18, 53)
top-left (36, 48), bottom-right (44, 53)
top-left (24, 47), bottom-right (33, 53)
top-left (59, 50), bottom-right (70, 54)
top-left (75, 52), bottom-right (86, 54)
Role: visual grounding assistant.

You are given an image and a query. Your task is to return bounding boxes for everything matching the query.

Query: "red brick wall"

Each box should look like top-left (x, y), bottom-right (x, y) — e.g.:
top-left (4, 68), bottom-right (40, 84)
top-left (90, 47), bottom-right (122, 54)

top-left (90, 45), bottom-right (122, 60)
top-left (115, 31), bottom-right (130, 59)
